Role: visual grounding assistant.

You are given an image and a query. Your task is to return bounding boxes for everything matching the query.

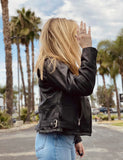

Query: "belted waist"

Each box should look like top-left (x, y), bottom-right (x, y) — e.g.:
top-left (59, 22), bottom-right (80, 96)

top-left (40, 119), bottom-right (76, 130)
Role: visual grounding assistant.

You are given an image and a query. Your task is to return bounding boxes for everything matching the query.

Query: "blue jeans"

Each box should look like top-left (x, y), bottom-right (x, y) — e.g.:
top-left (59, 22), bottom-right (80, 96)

top-left (35, 132), bottom-right (75, 160)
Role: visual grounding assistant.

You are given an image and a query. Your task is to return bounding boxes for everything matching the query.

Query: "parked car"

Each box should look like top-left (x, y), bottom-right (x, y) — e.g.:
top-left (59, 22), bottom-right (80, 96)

top-left (99, 107), bottom-right (113, 113)
top-left (111, 108), bottom-right (123, 113)
top-left (111, 108), bottom-right (117, 113)
top-left (120, 107), bottom-right (123, 113)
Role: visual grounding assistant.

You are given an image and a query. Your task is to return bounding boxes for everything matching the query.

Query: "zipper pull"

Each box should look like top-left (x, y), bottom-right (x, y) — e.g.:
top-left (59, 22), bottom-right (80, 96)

top-left (78, 118), bottom-right (81, 126)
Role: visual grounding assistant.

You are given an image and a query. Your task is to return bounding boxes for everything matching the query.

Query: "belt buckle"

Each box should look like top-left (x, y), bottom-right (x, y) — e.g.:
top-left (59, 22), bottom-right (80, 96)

top-left (52, 119), bottom-right (58, 128)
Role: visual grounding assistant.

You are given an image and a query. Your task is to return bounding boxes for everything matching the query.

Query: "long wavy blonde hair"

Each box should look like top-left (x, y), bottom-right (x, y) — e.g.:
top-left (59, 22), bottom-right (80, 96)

top-left (35, 18), bottom-right (81, 80)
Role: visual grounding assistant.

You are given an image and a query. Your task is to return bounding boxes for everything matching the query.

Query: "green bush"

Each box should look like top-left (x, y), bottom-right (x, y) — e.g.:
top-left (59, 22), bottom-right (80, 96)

top-left (20, 108), bottom-right (39, 123)
top-left (30, 112), bottom-right (39, 122)
top-left (111, 115), bottom-right (115, 120)
top-left (20, 108), bottom-right (27, 123)
top-left (35, 114), bottom-right (39, 121)
top-left (0, 111), bottom-right (12, 129)
top-left (92, 113), bottom-right (115, 121)
top-left (102, 115), bottom-right (108, 120)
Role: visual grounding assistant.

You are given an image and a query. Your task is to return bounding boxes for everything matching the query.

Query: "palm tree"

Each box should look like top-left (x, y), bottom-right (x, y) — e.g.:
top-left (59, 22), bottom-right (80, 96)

top-left (10, 16), bottom-right (28, 108)
top-left (16, 8), bottom-right (41, 112)
top-left (10, 8), bottom-right (41, 119)
top-left (29, 12), bottom-right (41, 111)
top-left (108, 60), bottom-right (121, 120)
top-left (111, 29), bottom-right (123, 91)
top-left (1, 0), bottom-right (13, 115)
top-left (97, 40), bottom-right (112, 113)
top-left (16, 8), bottom-right (34, 120)
top-left (97, 40), bottom-right (111, 88)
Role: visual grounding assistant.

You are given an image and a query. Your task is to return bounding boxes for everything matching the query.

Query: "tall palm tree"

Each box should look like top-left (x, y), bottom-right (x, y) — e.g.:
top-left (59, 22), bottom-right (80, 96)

top-left (111, 29), bottom-right (123, 91)
top-left (97, 40), bottom-right (111, 88)
top-left (10, 16), bottom-right (28, 108)
top-left (97, 40), bottom-right (112, 113)
top-left (1, 0), bottom-right (13, 115)
top-left (109, 60), bottom-right (121, 120)
top-left (16, 8), bottom-right (33, 120)
top-left (29, 12), bottom-right (41, 111)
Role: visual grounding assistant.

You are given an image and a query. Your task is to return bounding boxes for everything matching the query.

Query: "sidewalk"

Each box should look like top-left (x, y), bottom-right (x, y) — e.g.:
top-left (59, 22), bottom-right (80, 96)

top-left (0, 122), bottom-right (37, 133)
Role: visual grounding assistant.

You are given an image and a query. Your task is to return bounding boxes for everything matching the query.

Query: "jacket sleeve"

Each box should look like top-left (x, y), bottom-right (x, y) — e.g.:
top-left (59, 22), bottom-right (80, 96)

top-left (74, 135), bottom-right (82, 144)
top-left (44, 47), bottom-right (97, 96)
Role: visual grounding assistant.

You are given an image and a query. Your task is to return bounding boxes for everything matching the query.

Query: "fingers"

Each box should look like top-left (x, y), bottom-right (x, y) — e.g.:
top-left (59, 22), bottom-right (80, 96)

top-left (88, 26), bottom-right (91, 35)
top-left (80, 21), bottom-right (83, 32)
top-left (80, 21), bottom-right (86, 34)
top-left (83, 23), bottom-right (86, 34)
top-left (75, 142), bottom-right (85, 158)
top-left (79, 21), bottom-right (91, 35)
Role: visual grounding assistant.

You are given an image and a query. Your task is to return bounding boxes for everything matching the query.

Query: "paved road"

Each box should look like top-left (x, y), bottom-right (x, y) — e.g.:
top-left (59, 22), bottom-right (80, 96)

top-left (0, 123), bottom-right (123, 160)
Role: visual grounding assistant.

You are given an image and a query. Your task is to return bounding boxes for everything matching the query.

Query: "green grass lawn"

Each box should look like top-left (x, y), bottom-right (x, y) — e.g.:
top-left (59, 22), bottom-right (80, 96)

top-left (111, 122), bottom-right (123, 126)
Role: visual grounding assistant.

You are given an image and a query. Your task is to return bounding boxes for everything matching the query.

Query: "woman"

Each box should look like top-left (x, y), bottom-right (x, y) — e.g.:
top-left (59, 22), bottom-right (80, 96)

top-left (35, 18), bottom-right (97, 160)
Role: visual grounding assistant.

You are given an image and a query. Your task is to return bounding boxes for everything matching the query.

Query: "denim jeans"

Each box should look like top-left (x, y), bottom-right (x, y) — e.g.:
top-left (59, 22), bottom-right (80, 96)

top-left (35, 132), bottom-right (75, 160)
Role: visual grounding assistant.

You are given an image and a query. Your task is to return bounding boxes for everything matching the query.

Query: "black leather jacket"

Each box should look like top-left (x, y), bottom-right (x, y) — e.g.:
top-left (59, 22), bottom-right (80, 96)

top-left (35, 47), bottom-right (97, 143)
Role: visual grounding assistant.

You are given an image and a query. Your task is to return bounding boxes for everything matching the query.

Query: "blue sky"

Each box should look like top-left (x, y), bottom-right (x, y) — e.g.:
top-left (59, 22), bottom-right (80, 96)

top-left (0, 0), bottom-right (123, 104)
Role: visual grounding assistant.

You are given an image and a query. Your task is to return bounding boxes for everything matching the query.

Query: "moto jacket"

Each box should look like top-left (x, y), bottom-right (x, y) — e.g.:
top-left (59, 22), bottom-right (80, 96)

top-left (35, 47), bottom-right (97, 143)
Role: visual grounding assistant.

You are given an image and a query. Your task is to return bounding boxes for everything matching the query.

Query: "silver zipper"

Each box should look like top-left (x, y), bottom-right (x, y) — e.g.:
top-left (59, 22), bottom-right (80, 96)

top-left (78, 118), bottom-right (81, 126)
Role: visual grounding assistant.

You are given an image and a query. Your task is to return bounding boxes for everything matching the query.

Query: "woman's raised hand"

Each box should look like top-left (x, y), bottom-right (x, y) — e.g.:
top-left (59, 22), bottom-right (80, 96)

top-left (76, 21), bottom-right (92, 48)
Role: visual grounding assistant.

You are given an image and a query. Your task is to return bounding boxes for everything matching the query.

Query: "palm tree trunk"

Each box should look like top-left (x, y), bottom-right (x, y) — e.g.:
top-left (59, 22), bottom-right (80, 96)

top-left (113, 78), bottom-right (121, 120)
top-left (102, 75), bottom-right (106, 88)
top-left (25, 43), bottom-right (31, 121)
top-left (16, 42), bottom-right (27, 107)
top-left (1, 0), bottom-right (13, 115)
top-left (31, 40), bottom-right (35, 111)
top-left (107, 106), bottom-right (111, 121)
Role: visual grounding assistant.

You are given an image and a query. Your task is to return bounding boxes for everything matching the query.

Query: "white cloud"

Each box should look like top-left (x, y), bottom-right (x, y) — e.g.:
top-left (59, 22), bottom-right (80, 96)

top-left (53, 0), bottom-right (123, 42)
top-left (0, 0), bottom-right (123, 42)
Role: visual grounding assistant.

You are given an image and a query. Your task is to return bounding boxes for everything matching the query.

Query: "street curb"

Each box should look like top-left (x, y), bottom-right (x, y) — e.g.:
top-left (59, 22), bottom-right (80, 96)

top-left (0, 123), bottom-right (37, 133)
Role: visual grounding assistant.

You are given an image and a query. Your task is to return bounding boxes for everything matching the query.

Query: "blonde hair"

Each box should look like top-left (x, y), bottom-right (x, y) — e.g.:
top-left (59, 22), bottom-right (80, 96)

top-left (35, 18), bottom-right (81, 80)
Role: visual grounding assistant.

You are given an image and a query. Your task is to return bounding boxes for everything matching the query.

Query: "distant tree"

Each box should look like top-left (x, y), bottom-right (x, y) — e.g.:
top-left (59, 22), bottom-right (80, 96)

top-left (0, 85), bottom-right (6, 110)
top-left (96, 85), bottom-right (115, 120)
top-left (96, 85), bottom-right (106, 107)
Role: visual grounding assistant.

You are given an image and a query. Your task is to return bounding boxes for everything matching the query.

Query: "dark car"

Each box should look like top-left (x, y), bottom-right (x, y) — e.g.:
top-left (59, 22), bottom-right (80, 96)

top-left (99, 107), bottom-right (113, 114)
